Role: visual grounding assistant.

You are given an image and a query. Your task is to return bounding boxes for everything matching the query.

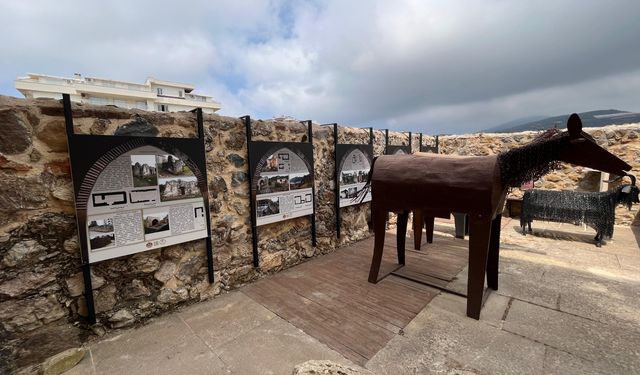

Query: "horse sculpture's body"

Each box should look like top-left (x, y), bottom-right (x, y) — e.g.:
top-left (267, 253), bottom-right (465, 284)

top-left (366, 114), bottom-right (633, 319)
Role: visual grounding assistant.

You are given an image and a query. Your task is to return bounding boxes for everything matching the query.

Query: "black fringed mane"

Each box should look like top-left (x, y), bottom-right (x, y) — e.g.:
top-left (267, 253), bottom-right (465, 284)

top-left (498, 129), bottom-right (567, 187)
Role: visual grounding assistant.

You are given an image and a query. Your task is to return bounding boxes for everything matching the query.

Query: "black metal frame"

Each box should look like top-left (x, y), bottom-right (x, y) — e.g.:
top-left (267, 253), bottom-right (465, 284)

top-left (243, 116), bottom-right (317, 267)
top-left (327, 124), bottom-right (374, 239)
top-left (384, 129), bottom-right (412, 155)
top-left (419, 133), bottom-right (439, 153)
top-left (63, 94), bottom-right (214, 325)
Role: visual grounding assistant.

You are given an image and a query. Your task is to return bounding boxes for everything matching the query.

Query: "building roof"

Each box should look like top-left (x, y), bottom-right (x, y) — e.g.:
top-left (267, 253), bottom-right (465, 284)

top-left (145, 77), bottom-right (195, 92)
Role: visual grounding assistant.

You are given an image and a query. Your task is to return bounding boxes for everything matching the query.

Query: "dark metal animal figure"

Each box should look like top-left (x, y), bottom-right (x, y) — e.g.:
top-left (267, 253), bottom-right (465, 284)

top-left (520, 174), bottom-right (638, 246)
top-left (364, 114), bottom-right (632, 319)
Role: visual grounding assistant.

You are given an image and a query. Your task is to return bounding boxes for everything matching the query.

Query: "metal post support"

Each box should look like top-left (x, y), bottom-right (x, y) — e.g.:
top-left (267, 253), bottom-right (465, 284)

top-left (81, 264), bottom-right (96, 324)
top-left (63, 94), bottom-right (97, 324)
top-left (385, 129), bottom-right (389, 154)
top-left (196, 108), bottom-right (215, 283)
top-left (333, 124), bottom-right (340, 238)
top-left (305, 120), bottom-right (318, 247)
top-left (242, 115), bottom-right (260, 267)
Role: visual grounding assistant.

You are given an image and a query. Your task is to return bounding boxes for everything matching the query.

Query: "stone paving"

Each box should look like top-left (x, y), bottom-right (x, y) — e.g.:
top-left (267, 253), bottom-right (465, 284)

top-left (368, 219), bottom-right (640, 374)
top-left (62, 219), bottom-right (640, 374)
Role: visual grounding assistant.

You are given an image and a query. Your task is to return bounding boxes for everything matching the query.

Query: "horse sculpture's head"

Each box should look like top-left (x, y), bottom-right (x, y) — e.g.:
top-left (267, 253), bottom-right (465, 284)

top-left (617, 174), bottom-right (639, 209)
top-left (557, 114), bottom-right (632, 176)
top-left (498, 113), bottom-right (633, 188)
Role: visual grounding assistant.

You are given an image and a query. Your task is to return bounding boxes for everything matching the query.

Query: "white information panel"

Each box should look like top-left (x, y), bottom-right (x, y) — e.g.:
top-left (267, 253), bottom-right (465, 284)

top-left (255, 147), bottom-right (313, 226)
top-left (339, 149), bottom-right (371, 207)
top-left (86, 145), bottom-right (207, 263)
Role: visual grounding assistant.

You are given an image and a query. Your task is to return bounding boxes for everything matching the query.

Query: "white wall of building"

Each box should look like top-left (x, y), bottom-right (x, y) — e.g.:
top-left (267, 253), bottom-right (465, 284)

top-left (15, 74), bottom-right (221, 114)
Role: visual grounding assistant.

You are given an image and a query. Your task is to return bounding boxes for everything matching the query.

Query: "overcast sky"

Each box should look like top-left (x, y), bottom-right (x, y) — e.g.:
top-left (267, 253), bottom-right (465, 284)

top-left (1, 0), bottom-right (640, 134)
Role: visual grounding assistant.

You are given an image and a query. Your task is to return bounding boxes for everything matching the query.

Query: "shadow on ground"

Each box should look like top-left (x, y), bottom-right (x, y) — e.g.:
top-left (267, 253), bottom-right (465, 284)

top-left (511, 225), bottom-right (599, 245)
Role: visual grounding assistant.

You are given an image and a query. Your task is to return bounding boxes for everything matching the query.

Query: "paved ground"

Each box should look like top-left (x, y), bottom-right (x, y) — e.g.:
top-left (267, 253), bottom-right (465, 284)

top-left (65, 218), bottom-right (640, 374)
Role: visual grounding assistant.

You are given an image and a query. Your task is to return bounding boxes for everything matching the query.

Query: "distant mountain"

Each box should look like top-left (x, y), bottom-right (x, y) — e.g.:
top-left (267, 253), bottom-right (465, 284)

top-left (485, 110), bottom-right (640, 133)
top-left (485, 115), bottom-right (549, 133)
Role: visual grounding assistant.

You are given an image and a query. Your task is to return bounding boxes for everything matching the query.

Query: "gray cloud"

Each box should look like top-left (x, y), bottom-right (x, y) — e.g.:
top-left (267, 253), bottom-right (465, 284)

top-left (1, 0), bottom-right (639, 134)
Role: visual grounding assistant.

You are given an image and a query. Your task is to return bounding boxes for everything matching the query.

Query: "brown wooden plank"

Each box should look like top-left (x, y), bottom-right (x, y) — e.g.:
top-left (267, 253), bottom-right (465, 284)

top-left (245, 278), bottom-right (392, 361)
top-left (385, 274), bottom-right (442, 293)
top-left (304, 263), bottom-right (434, 314)
top-left (241, 229), bottom-right (471, 364)
top-left (289, 269), bottom-right (427, 326)
top-left (402, 256), bottom-right (466, 280)
top-left (268, 272), bottom-right (404, 331)
top-left (269, 276), bottom-right (402, 339)
top-left (242, 287), bottom-right (368, 365)
top-left (293, 266), bottom-right (428, 321)
top-left (391, 268), bottom-right (451, 288)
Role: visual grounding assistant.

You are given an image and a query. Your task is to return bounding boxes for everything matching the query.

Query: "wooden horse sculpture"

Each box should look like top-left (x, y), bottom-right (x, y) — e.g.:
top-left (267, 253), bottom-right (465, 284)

top-left (364, 114), bottom-right (633, 319)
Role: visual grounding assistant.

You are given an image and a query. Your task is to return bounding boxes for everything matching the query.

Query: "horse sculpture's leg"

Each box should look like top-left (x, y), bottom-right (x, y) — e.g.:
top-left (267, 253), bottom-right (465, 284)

top-left (454, 213), bottom-right (469, 239)
top-left (486, 214), bottom-right (501, 291)
top-left (412, 210), bottom-right (423, 250)
top-left (368, 205), bottom-right (388, 283)
top-left (396, 210), bottom-right (409, 265)
top-left (425, 216), bottom-right (435, 244)
top-left (467, 215), bottom-right (492, 320)
top-left (528, 221), bottom-right (532, 233)
top-left (595, 232), bottom-right (602, 247)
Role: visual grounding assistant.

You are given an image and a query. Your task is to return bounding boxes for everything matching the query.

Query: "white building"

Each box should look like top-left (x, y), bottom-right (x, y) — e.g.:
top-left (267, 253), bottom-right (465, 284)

top-left (15, 73), bottom-right (221, 114)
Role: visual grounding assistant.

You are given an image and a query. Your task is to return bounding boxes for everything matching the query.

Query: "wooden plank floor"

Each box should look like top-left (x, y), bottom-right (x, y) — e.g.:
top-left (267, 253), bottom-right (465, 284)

top-left (242, 227), bottom-right (469, 366)
top-left (390, 230), bottom-right (469, 288)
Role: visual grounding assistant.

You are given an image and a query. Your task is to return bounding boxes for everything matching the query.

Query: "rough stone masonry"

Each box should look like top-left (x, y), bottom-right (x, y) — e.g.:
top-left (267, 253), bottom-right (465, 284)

top-left (0, 95), bottom-right (638, 373)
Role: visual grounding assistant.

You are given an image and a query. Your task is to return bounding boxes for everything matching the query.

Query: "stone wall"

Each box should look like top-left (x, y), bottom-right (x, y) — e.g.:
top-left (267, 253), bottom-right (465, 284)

top-left (0, 96), bottom-right (427, 373)
top-left (1, 95), bottom-right (637, 372)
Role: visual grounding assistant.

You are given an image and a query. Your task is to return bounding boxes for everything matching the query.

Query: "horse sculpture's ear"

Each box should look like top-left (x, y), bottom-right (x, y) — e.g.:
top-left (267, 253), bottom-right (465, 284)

top-left (567, 113), bottom-right (582, 137)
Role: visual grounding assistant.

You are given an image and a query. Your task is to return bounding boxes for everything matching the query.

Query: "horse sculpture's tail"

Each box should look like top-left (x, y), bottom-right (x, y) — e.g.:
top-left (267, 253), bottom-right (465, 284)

top-left (354, 156), bottom-right (378, 204)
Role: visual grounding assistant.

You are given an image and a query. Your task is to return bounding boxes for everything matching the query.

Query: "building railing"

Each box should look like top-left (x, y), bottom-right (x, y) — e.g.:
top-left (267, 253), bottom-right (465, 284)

top-left (17, 76), bottom-right (152, 93)
top-left (84, 78), bottom-right (150, 92)
top-left (185, 93), bottom-right (207, 102)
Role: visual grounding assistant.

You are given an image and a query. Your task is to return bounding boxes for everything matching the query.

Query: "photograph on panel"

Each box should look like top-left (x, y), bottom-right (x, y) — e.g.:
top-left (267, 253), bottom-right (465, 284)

top-left (260, 154), bottom-right (280, 173)
top-left (159, 176), bottom-right (202, 202)
top-left (156, 154), bottom-right (193, 178)
top-left (142, 211), bottom-right (170, 235)
top-left (257, 197), bottom-right (280, 217)
top-left (289, 172), bottom-right (312, 190)
top-left (130, 154), bottom-right (158, 187)
top-left (88, 217), bottom-right (116, 251)
top-left (267, 175), bottom-right (290, 193)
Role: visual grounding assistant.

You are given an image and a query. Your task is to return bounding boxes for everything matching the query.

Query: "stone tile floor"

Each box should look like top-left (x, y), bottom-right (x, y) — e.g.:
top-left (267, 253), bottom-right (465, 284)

top-left (65, 218), bottom-right (640, 374)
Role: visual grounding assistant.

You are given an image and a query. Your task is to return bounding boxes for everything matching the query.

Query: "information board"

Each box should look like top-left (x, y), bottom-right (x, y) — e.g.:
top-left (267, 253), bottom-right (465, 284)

top-left (386, 145), bottom-right (411, 155)
top-left (336, 145), bottom-right (373, 207)
top-left (250, 145), bottom-right (314, 226)
top-left (63, 94), bottom-right (214, 324)
top-left (243, 116), bottom-right (316, 267)
top-left (385, 129), bottom-right (411, 155)
top-left (419, 133), bottom-right (439, 153)
top-left (86, 147), bottom-right (208, 262)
